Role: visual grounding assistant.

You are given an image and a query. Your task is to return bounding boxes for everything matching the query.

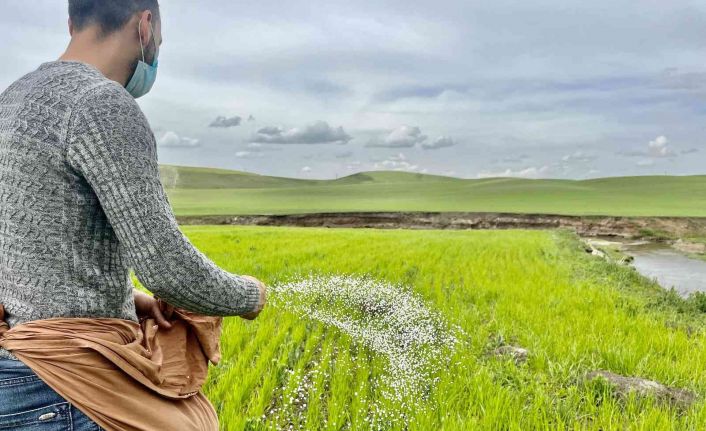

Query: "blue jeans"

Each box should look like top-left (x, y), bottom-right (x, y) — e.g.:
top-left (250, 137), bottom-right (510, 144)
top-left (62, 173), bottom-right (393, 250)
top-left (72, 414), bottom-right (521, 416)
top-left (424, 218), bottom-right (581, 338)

top-left (0, 358), bottom-right (104, 430)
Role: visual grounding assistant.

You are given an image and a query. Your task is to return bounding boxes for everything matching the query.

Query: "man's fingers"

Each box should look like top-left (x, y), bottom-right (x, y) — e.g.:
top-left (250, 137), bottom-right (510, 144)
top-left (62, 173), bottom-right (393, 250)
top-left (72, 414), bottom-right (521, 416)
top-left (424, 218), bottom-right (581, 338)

top-left (163, 303), bottom-right (175, 320)
top-left (152, 304), bottom-right (172, 329)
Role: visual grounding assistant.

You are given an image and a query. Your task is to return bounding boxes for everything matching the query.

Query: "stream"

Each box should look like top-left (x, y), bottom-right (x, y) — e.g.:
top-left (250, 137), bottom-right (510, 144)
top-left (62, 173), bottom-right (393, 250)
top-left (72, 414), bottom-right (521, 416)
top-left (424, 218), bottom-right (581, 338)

top-left (584, 238), bottom-right (706, 297)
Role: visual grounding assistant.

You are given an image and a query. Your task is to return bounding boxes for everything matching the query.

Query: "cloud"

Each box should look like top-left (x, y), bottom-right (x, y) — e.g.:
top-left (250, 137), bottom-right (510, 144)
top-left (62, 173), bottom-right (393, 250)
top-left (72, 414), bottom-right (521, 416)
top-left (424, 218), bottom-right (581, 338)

top-left (250, 121), bottom-right (352, 144)
top-left (493, 154), bottom-right (531, 164)
top-left (681, 148), bottom-right (699, 155)
top-left (8, 1), bottom-right (706, 180)
top-left (561, 150), bottom-right (596, 163)
top-left (345, 161), bottom-right (363, 171)
top-left (421, 136), bottom-right (456, 150)
top-left (246, 142), bottom-right (282, 152)
top-left (647, 135), bottom-right (672, 157)
top-left (476, 165), bottom-right (550, 179)
top-left (335, 151), bottom-right (354, 159)
top-left (636, 159), bottom-right (654, 167)
top-left (247, 115), bottom-right (256, 122)
top-left (365, 125), bottom-right (427, 148)
top-left (617, 149), bottom-right (647, 157)
top-left (374, 84), bottom-right (469, 103)
top-left (235, 151), bottom-right (264, 159)
top-left (209, 115), bottom-right (242, 128)
top-left (618, 135), bottom-right (676, 158)
top-left (157, 131), bottom-right (200, 148)
top-left (301, 166), bottom-right (312, 173)
top-left (373, 153), bottom-right (420, 171)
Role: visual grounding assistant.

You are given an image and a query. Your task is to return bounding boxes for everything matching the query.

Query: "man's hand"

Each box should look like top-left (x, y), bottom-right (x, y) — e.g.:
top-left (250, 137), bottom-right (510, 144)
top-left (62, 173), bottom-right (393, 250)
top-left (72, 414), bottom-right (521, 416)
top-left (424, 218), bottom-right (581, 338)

top-left (239, 275), bottom-right (267, 320)
top-left (133, 288), bottom-right (174, 329)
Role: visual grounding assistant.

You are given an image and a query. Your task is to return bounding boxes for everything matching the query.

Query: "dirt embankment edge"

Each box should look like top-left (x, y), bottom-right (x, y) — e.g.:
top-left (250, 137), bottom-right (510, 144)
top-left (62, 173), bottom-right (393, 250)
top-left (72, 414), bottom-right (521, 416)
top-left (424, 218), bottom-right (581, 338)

top-left (175, 212), bottom-right (706, 239)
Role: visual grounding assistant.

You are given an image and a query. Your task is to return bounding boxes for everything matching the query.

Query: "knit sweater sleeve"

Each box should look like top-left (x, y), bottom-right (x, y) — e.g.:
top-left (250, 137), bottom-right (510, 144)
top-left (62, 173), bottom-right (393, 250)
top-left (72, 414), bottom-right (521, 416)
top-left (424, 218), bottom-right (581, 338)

top-left (65, 81), bottom-right (260, 316)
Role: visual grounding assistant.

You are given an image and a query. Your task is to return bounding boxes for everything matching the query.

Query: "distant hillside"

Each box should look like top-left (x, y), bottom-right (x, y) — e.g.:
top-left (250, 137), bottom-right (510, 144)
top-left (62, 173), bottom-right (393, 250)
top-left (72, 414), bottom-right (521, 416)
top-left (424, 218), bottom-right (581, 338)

top-left (158, 164), bottom-right (706, 217)
top-left (158, 164), bottom-right (458, 189)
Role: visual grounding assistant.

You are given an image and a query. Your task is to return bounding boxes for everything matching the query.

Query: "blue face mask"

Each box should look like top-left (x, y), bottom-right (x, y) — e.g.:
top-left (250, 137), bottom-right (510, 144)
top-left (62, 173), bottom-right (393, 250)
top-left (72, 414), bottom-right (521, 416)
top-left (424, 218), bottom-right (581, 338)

top-left (125, 18), bottom-right (159, 99)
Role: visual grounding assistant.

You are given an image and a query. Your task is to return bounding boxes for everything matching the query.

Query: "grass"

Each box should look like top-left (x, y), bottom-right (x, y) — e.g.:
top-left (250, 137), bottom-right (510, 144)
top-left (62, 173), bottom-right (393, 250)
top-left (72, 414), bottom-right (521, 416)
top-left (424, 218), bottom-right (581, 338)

top-left (159, 164), bottom-right (706, 217)
top-left (133, 225), bottom-right (706, 430)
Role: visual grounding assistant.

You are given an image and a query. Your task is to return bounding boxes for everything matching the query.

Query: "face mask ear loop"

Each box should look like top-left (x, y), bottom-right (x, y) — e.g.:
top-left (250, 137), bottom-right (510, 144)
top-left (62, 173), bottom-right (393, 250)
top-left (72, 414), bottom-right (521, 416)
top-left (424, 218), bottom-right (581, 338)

top-left (148, 22), bottom-right (157, 63)
top-left (137, 17), bottom-right (146, 63)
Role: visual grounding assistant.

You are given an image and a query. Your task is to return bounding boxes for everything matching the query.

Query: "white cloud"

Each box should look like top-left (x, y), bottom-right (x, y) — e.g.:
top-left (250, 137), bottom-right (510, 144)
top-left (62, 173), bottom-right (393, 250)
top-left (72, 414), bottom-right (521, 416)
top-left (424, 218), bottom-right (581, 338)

top-left (421, 136), bottom-right (456, 150)
top-left (209, 115), bottom-right (242, 128)
top-left (346, 161), bottom-right (362, 170)
top-left (476, 165), bottom-right (550, 179)
top-left (301, 166), bottom-right (312, 173)
top-left (494, 154), bottom-right (531, 164)
top-left (617, 136), bottom-right (676, 159)
top-left (373, 153), bottom-right (420, 171)
top-left (647, 135), bottom-right (672, 157)
top-left (246, 142), bottom-right (282, 152)
top-left (250, 121), bottom-right (352, 144)
top-left (157, 131), bottom-right (200, 148)
top-left (365, 125), bottom-right (427, 148)
top-left (235, 151), bottom-right (264, 158)
top-left (561, 150), bottom-right (595, 163)
top-left (636, 159), bottom-right (654, 167)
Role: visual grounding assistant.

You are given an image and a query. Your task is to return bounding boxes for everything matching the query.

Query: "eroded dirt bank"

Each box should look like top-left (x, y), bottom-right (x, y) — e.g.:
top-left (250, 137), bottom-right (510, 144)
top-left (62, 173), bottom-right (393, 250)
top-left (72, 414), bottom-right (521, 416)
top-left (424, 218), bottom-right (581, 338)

top-left (176, 212), bottom-right (706, 238)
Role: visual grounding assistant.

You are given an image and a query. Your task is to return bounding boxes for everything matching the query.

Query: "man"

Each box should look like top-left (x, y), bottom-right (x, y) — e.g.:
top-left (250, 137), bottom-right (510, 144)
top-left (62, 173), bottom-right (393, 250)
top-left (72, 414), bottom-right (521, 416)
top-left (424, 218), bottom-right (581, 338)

top-left (0, 0), bottom-right (265, 363)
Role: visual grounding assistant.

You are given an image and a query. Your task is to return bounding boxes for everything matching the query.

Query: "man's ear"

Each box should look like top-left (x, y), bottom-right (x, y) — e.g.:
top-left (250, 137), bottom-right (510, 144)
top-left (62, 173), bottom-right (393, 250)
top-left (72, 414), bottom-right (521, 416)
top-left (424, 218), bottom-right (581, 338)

top-left (68, 17), bottom-right (74, 36)
top-left (138, 10), bottom-right (154, 47)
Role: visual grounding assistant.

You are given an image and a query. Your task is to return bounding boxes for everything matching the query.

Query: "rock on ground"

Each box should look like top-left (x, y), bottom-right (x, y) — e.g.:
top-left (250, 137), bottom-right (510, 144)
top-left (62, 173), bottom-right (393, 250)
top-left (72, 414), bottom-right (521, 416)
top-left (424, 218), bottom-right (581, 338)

top-left (492, 345), bottom-right (529, 364)
top-left (585, 370), bottom-right (697, 408)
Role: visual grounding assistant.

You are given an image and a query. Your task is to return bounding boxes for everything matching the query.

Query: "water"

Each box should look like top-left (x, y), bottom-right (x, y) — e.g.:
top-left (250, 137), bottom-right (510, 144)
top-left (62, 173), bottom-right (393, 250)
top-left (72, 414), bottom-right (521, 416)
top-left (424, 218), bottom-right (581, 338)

top-left (623, 242), bottom-right (706, 297)
top-left (588, 238), bottom-right (706, 297)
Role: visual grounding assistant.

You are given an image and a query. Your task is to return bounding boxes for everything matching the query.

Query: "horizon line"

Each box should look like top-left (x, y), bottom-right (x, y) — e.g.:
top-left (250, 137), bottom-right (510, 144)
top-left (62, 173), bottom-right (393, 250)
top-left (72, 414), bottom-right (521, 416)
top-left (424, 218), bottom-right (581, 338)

top-left (157, 163), bottom-right (705, 182)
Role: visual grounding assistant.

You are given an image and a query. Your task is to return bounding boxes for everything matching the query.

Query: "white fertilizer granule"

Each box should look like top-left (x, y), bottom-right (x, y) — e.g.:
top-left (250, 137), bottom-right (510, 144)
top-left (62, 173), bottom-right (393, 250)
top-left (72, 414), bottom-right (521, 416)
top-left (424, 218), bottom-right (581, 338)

top-left (263, 273), bottom-right (465, 430)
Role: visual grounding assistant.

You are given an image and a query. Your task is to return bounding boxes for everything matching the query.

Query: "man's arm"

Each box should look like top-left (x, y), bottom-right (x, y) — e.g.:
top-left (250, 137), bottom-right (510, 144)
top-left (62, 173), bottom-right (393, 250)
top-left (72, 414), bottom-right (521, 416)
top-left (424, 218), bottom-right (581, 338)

top-left (66, 82), bottom-right (262, 316)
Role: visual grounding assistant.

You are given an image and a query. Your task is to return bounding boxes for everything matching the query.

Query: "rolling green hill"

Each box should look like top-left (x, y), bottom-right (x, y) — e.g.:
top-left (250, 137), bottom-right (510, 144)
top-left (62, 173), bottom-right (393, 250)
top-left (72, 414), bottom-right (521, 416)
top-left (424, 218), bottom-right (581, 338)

top-left (158, 164), bottom-right (706, 217)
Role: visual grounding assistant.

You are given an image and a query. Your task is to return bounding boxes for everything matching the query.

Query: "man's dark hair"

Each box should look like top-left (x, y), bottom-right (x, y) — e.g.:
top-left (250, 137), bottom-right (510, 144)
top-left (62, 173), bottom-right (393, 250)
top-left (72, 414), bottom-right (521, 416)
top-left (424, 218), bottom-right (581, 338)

top-left (69, 0), bottom-right (159, 37)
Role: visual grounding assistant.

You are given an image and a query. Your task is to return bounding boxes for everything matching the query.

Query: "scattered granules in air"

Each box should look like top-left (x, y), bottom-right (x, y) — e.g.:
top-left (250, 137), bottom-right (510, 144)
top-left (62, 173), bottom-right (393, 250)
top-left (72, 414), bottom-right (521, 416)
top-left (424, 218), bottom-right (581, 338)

top-left (261, 273), bottom-right (466, 430)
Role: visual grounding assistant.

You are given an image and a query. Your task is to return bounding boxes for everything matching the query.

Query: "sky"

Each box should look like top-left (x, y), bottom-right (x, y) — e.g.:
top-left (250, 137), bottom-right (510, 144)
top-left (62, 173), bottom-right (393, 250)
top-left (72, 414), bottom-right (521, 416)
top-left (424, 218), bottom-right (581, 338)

top-left (1, 1), bottom-right (705, 179)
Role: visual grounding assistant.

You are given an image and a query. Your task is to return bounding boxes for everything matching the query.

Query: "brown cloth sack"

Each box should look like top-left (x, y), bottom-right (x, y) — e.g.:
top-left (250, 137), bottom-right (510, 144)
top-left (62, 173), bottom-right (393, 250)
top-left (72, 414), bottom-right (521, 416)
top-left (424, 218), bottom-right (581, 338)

top-left (0, 299), bottom-right (223, 431)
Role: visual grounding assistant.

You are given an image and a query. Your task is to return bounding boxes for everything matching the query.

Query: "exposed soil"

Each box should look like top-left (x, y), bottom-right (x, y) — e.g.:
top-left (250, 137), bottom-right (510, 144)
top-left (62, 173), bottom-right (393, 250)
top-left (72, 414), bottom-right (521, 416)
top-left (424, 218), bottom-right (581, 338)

top-left (492, 345), bottom-right (530, 365)
top-left (672, 239), bottom-right (706, 255)
top-left (585, 370), bottom-right (697, 408)
top-left (176, 212), bottom-right (706, 239)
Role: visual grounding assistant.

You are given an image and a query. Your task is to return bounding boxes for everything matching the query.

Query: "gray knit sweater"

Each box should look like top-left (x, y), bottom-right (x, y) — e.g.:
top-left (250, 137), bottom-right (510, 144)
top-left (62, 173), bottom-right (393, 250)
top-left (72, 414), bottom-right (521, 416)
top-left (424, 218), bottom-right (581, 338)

top-left (0, 60), bottom-right (260, 361)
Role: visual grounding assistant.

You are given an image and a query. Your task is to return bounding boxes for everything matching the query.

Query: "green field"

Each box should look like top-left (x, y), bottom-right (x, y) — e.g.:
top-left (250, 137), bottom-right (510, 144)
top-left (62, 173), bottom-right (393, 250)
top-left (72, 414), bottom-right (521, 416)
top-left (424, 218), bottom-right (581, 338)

top-left (134, 225), bottom-right (706, 430)
top-left (159, 164), bottom-right (706, 217)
